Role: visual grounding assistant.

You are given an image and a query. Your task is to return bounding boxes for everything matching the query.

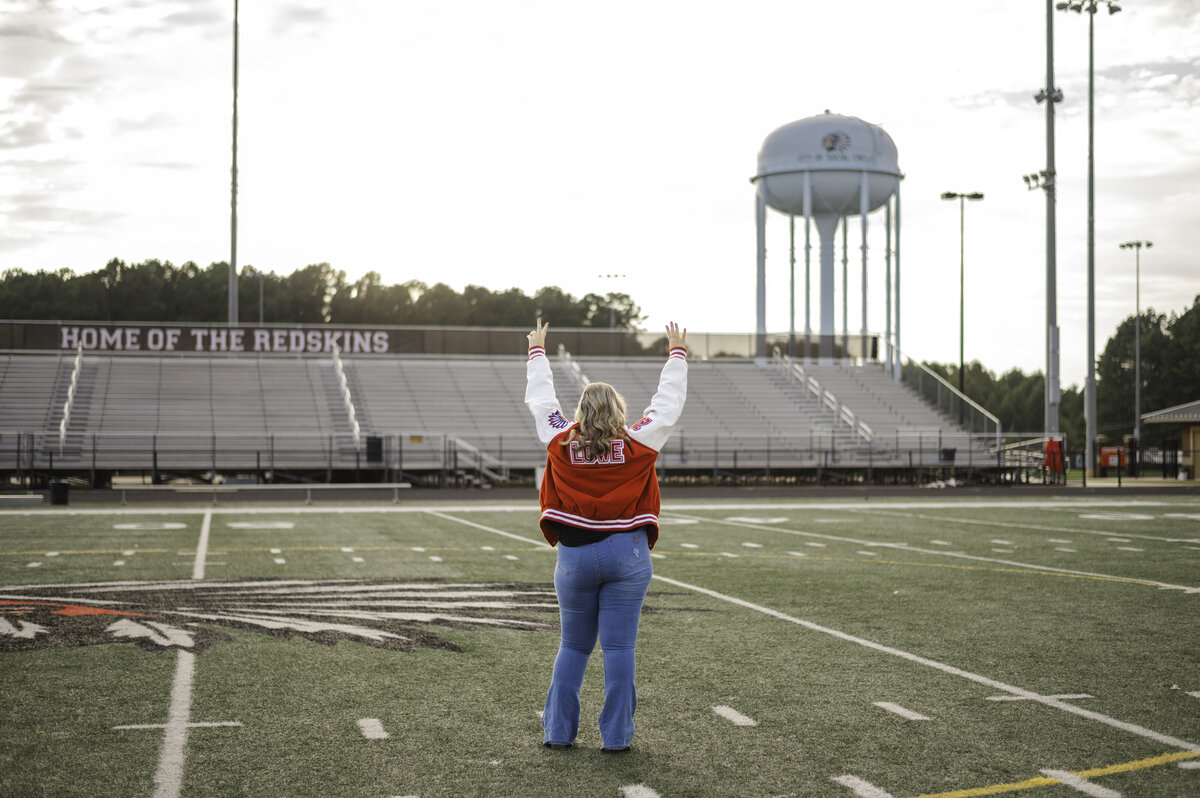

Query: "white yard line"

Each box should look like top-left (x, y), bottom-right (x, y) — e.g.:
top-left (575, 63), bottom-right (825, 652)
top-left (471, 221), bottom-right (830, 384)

top-left (152, 650), bottom-right (196, 798)
top-left (620, 785), bottom-right (663, 798)
top-left (711, 705), bottom-right (758, 726)
top-left (1039, 769), bottom-right (1122, 797)
top-left (831, 774), bottom-right (896, 797)
top-left (153, 508), bottom-right (213, 798)
top-left (650, 573), bottom-right (1200, 753)
top-left (356, 718), bottom-right (389, 739)
top-left (424, 510), bottom-right (547, 545)
top-left (872, 702), bottom-right (929, 721)
top-left (670, 512), bottom-right (1200, 594)
top-left (987, 693), bottom-right (1092, 702)
top-left (853, 508), bottom-right (1189, 544)
top-left (191, 511), bottom-right (211, 580)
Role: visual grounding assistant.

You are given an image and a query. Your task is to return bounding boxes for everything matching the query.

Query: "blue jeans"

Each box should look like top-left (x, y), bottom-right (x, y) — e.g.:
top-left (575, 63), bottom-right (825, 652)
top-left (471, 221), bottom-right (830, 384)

top-left (543, 529), bottom-right (653, 749)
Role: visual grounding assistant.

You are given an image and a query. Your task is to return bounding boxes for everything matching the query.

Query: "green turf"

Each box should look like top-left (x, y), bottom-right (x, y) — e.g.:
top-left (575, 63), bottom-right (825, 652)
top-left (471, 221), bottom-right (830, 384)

top-left (1, 497), bottom-right (1198, 797)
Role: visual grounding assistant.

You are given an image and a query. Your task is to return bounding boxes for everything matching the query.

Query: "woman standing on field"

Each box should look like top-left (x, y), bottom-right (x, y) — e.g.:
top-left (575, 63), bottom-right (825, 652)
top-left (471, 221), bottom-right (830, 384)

top-left (525, 318), bottom-right (688, 752)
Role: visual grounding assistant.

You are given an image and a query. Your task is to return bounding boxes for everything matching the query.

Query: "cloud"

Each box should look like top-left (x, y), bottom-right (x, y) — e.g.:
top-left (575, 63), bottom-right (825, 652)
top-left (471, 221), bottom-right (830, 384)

top-left (272, 4), bottom-right (332, 36)
top-left (115, 112), bottom-right (177, 133)
top-left (132, 160), bottom-right (196, 170)
top-left (0, 119), bottom-right (52, 149)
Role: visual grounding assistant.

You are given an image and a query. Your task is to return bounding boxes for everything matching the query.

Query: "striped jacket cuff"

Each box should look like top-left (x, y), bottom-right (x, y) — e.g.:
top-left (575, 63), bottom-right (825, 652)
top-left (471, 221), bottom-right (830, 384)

top-left (528, 346), bottom-right (546, 360)
top-left (669, 346), bottom-right (687, 361)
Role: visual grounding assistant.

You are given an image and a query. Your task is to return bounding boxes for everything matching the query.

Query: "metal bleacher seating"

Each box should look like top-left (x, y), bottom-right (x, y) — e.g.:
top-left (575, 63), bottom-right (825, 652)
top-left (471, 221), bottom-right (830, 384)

top-left (1, 348), bottom-right (983, 478)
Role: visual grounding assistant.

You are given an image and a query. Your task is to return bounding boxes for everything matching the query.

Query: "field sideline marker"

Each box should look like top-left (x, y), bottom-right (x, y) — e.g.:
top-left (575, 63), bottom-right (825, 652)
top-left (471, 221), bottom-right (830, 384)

top-left (987, 693), bottom-right (1092, 702)
top-left (831, 774), bottom-right (895, 797)
top-left (357, 718), bottom-right (389, 739)
top-left (620, 785), bottom-right (663, 798)
top-left (425, 512), bottom-right (1200, 754)
top-left (712, 705), bottom-right (757, 726)
top-left (0, 498), bottom-right (1184, 520)
top-left (191, 511), bottom-right (211, 580)
top-left (1038, 769), bottom-right (1121, 797)
top-left (873, 701), bottom-right (929, 721)
top-left (913, 751), bottom-right (1200, 798)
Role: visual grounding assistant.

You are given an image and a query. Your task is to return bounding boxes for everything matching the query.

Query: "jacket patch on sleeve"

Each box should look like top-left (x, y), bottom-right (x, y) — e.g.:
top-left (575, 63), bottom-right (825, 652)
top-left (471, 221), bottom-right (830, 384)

top-left (547, 410), bottom-right (570, 429)
top-left (568, 438), bottom-right (626, 465)
top-left (631, 416), bottom-right (653, 431)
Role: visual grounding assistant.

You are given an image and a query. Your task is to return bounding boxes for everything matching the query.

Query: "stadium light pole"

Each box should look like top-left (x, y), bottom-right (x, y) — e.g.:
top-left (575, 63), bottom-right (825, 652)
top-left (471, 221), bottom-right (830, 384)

top-left (1036, 0), bottom-right (1064, 443)
top-left (229, 0), bottom-right (240, 325)
top-left (1119, 240), bottom-right (1150, 443)
top-left (1057, 0), bottom-right (1121, 476)
top-left (941, 191), bottom-right (984, 426)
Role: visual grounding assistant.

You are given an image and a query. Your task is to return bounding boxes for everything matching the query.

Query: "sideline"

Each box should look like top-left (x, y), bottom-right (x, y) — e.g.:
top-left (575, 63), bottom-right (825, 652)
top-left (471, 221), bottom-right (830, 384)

top-left (1, 496), bottom-right (1198, 517)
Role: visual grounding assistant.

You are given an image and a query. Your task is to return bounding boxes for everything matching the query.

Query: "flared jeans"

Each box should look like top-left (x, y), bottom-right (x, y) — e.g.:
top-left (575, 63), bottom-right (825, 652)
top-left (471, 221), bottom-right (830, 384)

top-left (542, 529), bottom-right (653, 749)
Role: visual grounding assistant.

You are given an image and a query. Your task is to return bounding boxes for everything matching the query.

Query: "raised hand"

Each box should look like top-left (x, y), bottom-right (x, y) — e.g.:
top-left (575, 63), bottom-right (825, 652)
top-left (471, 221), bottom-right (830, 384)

top-left (528, 317), bottom-right (550, 349)
top-left (666, 321), bottom-right (686, 351)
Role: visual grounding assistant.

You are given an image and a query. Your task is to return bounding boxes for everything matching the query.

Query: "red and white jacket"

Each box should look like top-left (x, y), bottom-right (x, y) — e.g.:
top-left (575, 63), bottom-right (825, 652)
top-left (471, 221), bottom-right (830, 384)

top-left (525, 345), bottom-right (688, 549)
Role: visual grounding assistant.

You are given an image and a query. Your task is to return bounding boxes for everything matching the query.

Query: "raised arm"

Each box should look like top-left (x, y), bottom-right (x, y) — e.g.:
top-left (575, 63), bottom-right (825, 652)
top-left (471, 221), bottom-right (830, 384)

top-left (627, 322), bottom-right (688, 452)
top-left (524, 318), bottom-right (569, 445)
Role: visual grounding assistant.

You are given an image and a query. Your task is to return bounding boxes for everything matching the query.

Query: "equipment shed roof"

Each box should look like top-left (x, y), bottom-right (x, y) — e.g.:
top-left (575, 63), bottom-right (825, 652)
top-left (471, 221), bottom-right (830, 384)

top-left (1142, 399), bottom-right (1200, 424)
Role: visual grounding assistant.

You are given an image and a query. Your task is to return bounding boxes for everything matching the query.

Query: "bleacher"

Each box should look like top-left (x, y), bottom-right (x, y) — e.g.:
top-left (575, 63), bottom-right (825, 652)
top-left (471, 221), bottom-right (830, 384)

top-left (0, 348), bottom-right (992, 482)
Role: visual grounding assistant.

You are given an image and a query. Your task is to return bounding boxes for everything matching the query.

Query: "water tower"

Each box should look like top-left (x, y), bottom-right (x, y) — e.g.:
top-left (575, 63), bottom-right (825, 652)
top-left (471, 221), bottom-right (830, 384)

top-left (751, 112), bottom-right (902, 369)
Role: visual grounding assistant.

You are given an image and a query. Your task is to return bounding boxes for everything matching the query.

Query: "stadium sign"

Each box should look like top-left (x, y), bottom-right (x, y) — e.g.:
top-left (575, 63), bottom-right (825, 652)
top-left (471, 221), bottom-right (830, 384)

top-left (54, 325), bottom-right (391, 354)
top-left (0, 321), bottom-right (550, 356)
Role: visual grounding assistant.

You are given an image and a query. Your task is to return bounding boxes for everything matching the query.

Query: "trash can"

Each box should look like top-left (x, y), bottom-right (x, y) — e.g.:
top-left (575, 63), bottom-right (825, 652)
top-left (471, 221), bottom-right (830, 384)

top-left (49, 481), bottom-right (69, 506)
top-left (939, 448), bottom-right (956, 464)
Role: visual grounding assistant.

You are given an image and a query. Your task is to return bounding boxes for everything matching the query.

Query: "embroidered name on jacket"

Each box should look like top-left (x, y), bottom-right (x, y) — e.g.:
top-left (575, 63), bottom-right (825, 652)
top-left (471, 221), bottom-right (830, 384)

top-left (568, 438), bottom-right (626, 465)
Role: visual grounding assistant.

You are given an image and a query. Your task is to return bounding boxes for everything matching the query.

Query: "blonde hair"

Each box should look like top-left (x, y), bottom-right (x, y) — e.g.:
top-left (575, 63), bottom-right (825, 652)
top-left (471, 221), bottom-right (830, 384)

top-left (561, 382), bottom-right (628, 461)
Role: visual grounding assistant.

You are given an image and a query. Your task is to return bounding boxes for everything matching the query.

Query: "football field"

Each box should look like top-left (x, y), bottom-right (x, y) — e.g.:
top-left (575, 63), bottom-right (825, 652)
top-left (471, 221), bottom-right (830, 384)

top-left (1, 496), bottom-right (1198, 797)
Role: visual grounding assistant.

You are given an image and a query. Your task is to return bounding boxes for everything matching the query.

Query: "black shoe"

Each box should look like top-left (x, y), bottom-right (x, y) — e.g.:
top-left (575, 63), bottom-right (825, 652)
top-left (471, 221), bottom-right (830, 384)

top-left (543, 742), bottom-right (572, 749)
top-left (601, 746), bottom-right (631, 753)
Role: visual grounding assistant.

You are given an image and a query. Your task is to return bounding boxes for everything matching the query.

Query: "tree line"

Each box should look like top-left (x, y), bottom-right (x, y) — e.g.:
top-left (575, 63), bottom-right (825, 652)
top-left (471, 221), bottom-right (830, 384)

top-left (922, 294), bottom-right (1200, 448)
top-left (3, 261), bottom-right (1196, 447)
top-left (0, 259), bottom-right (643, 330)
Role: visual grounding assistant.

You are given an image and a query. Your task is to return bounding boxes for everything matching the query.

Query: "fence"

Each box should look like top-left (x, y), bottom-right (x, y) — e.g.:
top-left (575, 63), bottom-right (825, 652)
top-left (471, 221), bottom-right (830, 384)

top-left (3, 429), bottom-right (1092, 489)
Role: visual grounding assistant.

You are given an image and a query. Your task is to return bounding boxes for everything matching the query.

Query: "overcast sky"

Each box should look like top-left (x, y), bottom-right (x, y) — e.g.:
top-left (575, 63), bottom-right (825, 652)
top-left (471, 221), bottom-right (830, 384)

top-left (2, 0), bottom-right (1198, 387)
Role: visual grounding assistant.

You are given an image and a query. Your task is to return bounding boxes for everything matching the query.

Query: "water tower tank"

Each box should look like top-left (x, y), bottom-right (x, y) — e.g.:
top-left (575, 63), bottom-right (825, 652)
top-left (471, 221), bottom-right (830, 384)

top-left (755, 111), bottom-right (900, 216)
top-left (751, 111), bottom-right (902, 365)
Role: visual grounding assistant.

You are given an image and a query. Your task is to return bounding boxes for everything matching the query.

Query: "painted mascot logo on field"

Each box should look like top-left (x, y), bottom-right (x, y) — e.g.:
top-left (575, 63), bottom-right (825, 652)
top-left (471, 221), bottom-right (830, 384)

top-left (0, 579), bottom-right (559, 654)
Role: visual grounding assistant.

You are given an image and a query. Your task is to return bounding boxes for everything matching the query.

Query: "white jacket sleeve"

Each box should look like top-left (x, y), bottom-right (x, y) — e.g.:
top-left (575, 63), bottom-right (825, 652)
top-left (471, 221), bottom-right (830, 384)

top-left (626, 347), bottom-right (688, 452)
top-left (525, 346), bottom-right (571, 445)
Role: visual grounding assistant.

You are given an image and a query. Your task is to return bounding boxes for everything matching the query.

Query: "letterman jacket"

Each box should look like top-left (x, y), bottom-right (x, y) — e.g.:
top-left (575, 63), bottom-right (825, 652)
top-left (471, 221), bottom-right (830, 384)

top-left (525, 344), bottom-right (688, 549)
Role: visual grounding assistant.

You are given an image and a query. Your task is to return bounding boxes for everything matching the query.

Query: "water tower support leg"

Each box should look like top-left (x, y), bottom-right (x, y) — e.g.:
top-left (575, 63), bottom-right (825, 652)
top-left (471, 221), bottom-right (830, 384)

top-left (789, 215), bottom-right (796, 357)
top-left (803, 172), bottom-right (813, 362)
top-left (885, 197), bottom-right (893, 375)
top-left (842, 217), bottom-right (849, 358)
top-left (860, 171), bottom-right (869, 363)
top-left (755, 192), bottom-right (767, 358)
top-left (894, 186), bottom-right (903, 380)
